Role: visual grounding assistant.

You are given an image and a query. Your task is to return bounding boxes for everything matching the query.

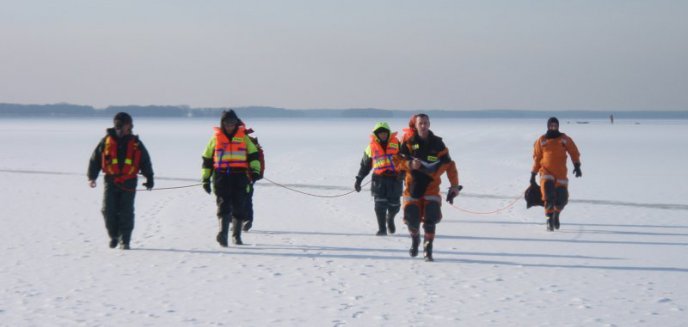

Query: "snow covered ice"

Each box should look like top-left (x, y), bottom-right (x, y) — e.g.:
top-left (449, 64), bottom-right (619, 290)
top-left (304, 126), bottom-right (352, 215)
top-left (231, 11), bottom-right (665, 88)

top-left (1, 117), bottom-right (687, 326)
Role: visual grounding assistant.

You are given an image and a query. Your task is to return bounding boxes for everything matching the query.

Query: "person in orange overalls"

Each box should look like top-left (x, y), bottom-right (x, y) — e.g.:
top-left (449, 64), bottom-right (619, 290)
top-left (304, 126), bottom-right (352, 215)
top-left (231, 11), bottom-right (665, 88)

top-left (531, 117), bottom-right (582, 231)
top-left (396, 114), bottom-right (461, 261)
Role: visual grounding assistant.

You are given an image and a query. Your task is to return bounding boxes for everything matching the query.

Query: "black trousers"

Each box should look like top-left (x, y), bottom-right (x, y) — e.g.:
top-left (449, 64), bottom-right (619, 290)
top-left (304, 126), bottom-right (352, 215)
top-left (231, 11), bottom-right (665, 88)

top-left (404, 200), bottom-right (441, 238)
top-left (102, 178), bottom-right (137, 243)
top-left (371, 174), bottom-right (403, 216)
top-left (214, 172), bottom-right (250, 234)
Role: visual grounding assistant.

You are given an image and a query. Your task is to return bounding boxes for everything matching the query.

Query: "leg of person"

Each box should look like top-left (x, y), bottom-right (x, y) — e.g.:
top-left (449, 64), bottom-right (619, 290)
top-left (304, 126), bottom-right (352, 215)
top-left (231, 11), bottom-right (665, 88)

top-left (403, 201), bottom-right (422, 257)
top-left (216, 195), bottom-right (231, 247)
top-left (542, 180), bottom-right (556, 231)
top-left (117, 182), bottom-right (137, 250)
top-left (374, 198), bottom-right (388, 236)
top-left (553, 185), bottom-right (569, 230)
top-left (230, 179), bottom-right (250, 245)
top-left (422, 201), bottom-right (442, 262)
top-left (386, 177), bottom-right (403, 234)
top-left (242, 184), bottom-right (254, 232)
top-left (102, 181), bottom-right (120, 248)
top-left (386, 198), bottom-right (400, 235)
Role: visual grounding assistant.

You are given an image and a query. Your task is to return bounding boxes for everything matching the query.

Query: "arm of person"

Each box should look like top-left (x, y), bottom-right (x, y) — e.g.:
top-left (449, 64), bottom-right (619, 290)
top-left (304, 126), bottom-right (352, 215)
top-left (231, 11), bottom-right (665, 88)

top-left (245, 135), bottom-right (262, 176)
top-left (356, 145), bottom-right (373, 179)
top-left (531, 137), bottom-right (543, 174)
top-left (564, 135), bottom-right (581, 166)
top-left (201, 137), bottom-right (216, 181)
top-left (137, 139), bottom-right (154, 180)
top-left (87, 138), bottom-right (105, 183)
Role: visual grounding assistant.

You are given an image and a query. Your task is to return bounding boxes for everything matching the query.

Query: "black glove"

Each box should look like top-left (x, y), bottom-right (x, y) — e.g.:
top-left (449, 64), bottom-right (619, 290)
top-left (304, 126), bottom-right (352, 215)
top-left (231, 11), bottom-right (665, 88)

top-left (446, 185), bottom-right (462, 204)
top-left (573, 163), bottom-right (582, 178)
top-left (202, 179), bottom-right (212, 194)
top-left (143, 176), bottom-right (154, 190)
top-left (251, 172), bottom-right (262, 184)
top-left (354, 176), bottom-right (363, 192)
top-left (530, 172), bottom-right (537, 186)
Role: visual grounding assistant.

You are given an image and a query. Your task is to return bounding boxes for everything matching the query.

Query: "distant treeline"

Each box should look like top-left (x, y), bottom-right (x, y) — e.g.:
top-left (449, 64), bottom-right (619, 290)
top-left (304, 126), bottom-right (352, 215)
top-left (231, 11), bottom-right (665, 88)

top-left (1, 103), bottom-right (687, 119)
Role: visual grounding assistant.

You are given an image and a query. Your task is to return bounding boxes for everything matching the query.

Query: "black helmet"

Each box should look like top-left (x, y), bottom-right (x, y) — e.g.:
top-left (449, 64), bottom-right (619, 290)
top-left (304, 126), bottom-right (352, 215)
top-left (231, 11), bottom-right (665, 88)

top-left (547, 117), bottom-right (559, 127)
top-left (221, 110), bottom-right (239, 125)
top-left (113, 112), bottom-right (133, 129)
top-left (524, 183), bottom-right (544, 208)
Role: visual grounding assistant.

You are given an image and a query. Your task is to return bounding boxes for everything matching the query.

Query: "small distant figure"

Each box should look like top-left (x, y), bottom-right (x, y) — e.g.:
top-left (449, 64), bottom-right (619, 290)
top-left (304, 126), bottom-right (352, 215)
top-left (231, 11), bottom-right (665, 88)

top-left (201, 110), bottom-right (262, 246)
top-left (530, 117), bottom-right (582, 231)
top-left (610, 114), bottom-right (614, 125)
top-left (87, 112), bottom-right (155, 250)
top-left (354, 122), bottom-right (404, 236)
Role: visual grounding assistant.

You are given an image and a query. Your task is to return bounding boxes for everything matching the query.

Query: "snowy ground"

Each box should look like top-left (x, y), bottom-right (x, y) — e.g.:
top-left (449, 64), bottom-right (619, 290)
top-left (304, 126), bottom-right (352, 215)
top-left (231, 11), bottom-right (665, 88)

top-left (1, 117), bottom-right (687, 326)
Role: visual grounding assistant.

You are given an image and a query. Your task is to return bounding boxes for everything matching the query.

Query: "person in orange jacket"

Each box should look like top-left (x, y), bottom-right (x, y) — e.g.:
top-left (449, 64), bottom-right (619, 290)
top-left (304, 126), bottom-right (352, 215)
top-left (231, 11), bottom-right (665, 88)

top-left (396, 114), bottom-right (461, 261)
top-left (531, 117), bottom-right (582, 231)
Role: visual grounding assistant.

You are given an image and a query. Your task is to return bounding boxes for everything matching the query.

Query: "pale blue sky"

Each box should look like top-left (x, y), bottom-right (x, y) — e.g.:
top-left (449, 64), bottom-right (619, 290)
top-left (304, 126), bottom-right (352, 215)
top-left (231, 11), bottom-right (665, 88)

top-left (1, 0), bottom-right (686, 110)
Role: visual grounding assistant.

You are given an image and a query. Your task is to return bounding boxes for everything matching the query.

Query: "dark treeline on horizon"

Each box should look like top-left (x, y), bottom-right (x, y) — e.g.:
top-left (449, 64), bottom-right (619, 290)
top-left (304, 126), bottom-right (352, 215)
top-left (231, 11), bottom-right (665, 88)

top-left (1, 102), bottom-right (687, 119)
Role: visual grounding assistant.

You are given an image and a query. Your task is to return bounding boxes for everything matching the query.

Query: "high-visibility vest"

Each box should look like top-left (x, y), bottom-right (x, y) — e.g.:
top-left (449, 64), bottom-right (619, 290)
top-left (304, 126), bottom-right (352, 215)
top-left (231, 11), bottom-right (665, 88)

top-left (101, 135), bottom-right (141, 183)
top-left (370, 132), bottom-right (400, 175)
top-left (213, 126), bottom-right (249, 170)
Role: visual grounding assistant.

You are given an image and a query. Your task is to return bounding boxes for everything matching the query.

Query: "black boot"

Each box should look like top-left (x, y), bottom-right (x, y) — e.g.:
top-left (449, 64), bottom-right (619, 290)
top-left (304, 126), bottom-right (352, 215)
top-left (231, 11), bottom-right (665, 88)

top-left (242, 219), bottom-right (253, 232)
top-left (375, 209), bottom-right (387, 236)
top-left (231, 218), bottom-right (244, 245)
top-left (109, 238), bottom-right (118, 249)
top-left (409, 234), bottom-right (420, 257)
top-left (553, 211), bottom-right (560, 230)
top-left (423, 240), bottom-right (433, 262)
top-left (546, 213), bottom-right (554, 231)
top-left (120, 233), bottom-right (131, 250)
top-left (217, 216), bottom-right (229, 247)
top-left (386, 211), bottom-right (396, 234)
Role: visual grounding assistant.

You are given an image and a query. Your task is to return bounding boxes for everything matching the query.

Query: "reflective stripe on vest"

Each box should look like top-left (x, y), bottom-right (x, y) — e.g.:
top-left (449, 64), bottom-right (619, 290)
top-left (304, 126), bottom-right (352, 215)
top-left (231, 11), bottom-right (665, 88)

top-left (370, 133), bottom-right (400, 175)
top-left (213, 126), bottom-right (249, 170)
top-left (101, 135), bottom-right (141, 183)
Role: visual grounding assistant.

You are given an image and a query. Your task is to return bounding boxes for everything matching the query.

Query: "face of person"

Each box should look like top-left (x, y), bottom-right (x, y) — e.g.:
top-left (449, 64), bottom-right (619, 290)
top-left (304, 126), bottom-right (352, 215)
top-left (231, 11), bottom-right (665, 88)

top-left (376, 131), bottom-right (389, 142)
top-left (548, 122), bottom-right (559, 131)
top-left (415, 116), bottom-right (430, 137)
top-left (222, 120), bottom-right (238, 133)
top-left (116, 123), bottom-right (133, 137)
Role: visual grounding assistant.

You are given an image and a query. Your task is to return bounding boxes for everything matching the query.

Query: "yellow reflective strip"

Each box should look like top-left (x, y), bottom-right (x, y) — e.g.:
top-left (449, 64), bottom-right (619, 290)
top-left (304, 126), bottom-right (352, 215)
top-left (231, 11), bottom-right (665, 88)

top-left (125, 158), bottom-right (132, 165)
top-left (112, 159), bottom-right (119, 164)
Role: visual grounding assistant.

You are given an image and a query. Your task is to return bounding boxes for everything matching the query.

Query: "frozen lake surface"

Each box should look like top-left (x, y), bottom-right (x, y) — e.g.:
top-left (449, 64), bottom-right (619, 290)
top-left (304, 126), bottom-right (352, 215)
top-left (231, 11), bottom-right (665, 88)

top-left (1, 117), bottom-right (687, 326)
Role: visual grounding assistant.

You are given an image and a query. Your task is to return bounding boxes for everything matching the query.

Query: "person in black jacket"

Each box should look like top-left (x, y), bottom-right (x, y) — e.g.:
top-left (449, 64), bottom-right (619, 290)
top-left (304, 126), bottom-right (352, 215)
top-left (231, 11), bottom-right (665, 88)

top-left (87, 112), bottom-right (154, 250)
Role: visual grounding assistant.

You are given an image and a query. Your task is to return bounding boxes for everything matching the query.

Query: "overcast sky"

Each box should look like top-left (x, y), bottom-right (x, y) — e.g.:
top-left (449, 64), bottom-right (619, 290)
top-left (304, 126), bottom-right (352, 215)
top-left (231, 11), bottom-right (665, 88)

top-left (1, 0), bottom-right (686, 110)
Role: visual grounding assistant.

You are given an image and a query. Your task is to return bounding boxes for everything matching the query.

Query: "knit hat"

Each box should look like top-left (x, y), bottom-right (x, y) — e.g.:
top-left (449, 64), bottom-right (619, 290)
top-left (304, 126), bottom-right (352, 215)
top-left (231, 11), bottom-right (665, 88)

top-left (113, 112), bottom-right (133, 129)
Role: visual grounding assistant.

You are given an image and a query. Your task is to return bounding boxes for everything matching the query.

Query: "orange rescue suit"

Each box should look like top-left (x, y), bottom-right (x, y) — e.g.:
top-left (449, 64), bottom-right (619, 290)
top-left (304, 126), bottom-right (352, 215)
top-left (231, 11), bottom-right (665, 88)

top-left (532, 133), bottom-right (581, 186)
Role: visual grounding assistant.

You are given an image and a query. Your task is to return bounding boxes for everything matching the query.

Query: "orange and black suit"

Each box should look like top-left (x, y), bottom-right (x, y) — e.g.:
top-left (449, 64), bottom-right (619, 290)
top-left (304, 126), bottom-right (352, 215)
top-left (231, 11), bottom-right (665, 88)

top-left (532, 133), bottom-right (581, 215)
top-left (396, 130), bottom-right (459, 245)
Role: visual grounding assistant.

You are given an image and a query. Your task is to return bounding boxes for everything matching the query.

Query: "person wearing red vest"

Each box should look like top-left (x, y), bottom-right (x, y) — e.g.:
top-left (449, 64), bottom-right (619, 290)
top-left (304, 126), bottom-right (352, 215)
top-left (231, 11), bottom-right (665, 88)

top-left (396, 114), bottom-right (461, 262)
top-left (354, 122), bottom-right (404, 236)
top-left (87, 112), bottom-right (154, 250)
top-left (530, 117), bottom-right (582, 231)
top-left (201, 110), bottom-right (262, 246)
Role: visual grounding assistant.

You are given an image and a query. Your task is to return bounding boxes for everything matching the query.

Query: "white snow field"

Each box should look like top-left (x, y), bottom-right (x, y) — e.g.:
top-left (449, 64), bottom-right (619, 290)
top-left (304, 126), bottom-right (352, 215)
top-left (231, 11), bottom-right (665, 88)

top-left (1, 117), bottom-right (687, 326)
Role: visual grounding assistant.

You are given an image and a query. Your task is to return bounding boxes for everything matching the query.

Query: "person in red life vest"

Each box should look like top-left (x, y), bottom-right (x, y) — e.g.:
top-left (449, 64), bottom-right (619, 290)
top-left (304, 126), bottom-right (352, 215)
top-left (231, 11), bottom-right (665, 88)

top-left (239, 121), bottom-right (265, 232)
top-left (354, 122), bottom-right (404, 236)
top-left (396, 114), bottom-right (461, 261)
top-left (530, 117), bottom-right (582, 231)
top-left (201, 110), bottom-right (262, 246)
top-left (87, 112), bottom-right (154, 250)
